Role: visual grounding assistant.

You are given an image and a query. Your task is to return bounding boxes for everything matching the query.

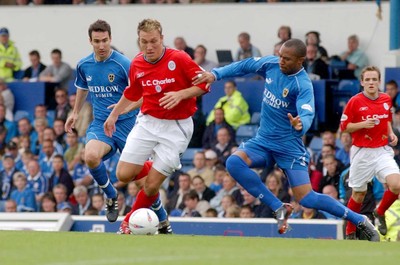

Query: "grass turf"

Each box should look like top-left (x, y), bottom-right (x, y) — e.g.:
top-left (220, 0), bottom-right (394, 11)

top-left (0, 230), bottom-right (398, 265)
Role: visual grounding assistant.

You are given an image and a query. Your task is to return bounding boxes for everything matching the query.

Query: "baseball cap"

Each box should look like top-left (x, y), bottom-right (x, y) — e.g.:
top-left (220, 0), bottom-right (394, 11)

top-left (0, 28), bottom-right (9, 36)
top-left (6, 141), bottom-right (18, 150)
top-left (205, 149), bottom-right (217, 160)
top-left (57, 202), bottom-right (72, 211)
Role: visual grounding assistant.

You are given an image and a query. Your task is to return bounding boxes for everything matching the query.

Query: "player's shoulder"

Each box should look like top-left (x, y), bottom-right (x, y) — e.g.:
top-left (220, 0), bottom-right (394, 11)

top-left (293, 69), bottom-right (313, 88)
top-left (165, 47), bottom-right (191, 60)
top-left (258, 55), bottom-right (278, 64)
top-left (109, 50), bottom-right (131, 66)
top-left (76, 53), bottom-right (95, 68)
top-left (111, 50), bottom-right (130, 62)
top-left (347, 92), bottom-right (363, 104)
top-left (378, 92), bottom-right (391, 100)
top-left (132, 52), bottom-right (144, 63)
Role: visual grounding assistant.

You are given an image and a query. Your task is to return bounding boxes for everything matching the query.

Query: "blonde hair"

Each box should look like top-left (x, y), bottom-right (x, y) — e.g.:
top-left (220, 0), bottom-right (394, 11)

top-left (360, 65), bottom-right (381, 81)
top-left (13, 172), bottom-right (27, 182)
top-left (137, 19), bottom-right (162, 35)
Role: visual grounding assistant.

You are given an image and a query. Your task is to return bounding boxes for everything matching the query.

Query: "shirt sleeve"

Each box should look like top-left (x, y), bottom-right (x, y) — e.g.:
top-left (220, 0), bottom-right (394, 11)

top-left (179, 51), bottom-right (209, 93)
top-left (124, 61), bottom-right (143, 102)
top-left (212, 56), bottom-right (274, 80)
top-left (74, 64), bottom-right (88, 90)
top-left (340, 98), bottom-right (354, 132)
top-left (294, 81), bottom-right (315, 137)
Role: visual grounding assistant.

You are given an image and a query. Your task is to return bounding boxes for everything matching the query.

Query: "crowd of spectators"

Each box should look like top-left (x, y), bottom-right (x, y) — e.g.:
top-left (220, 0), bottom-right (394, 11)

top-left (0, 0), bottom-right (379, 5)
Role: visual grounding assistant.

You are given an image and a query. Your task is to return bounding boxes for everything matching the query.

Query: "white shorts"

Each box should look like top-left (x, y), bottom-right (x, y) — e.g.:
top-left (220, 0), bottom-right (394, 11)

top-left (349, 145), bottom-right (400, 191)
top-left (120, 113), bottom-right (193, 177)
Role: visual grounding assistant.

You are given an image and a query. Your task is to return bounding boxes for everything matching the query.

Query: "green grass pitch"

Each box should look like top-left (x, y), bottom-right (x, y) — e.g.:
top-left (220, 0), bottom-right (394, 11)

top-left (0, 230), bottom-right (398, 265)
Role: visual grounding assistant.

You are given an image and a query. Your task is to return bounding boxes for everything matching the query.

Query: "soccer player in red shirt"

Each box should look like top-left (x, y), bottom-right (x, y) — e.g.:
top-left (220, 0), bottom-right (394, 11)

top-left (104, 18), bottom-right (208, 234)
top-left (340, 66), bottom-right (400, 239)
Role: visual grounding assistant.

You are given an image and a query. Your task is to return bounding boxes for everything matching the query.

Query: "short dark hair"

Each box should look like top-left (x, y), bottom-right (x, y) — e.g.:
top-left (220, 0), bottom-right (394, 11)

top-left (195, 44), bottom-right (207, 54)
top-left (88, 19), bottom-right (111, 40)
top-left (238, 32), bottom-right (250, 41)
top-left (305, 31), bottom-right (321, 44)
top-left (283, 38), bottom-right (306, 57)
top-left (183, 190), bottom-right (199, 201)
top-left (277, 25), bottom-right (292, 39)
top-left (54, 154), bottom-right (64, 161)
top-left (386, 79), bottom-right (398, 88)
top-left (51, 49), bottom-right (62, 57)
top-left (29, 50), bottom-right (40, 58)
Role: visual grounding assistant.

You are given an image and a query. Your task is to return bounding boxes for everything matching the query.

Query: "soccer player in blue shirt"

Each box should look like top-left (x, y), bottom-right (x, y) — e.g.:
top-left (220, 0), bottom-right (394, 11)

top-left (194, 38), bottom-right (379, 241)
top-left (65, 20), bottom-right (169, 230)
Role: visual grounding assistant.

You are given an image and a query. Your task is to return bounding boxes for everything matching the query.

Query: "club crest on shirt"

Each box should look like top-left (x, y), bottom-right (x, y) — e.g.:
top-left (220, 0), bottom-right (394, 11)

top-left (108, 74), bottom-right (115, 82)
top-left (383, 102), bottom-right (389, 110)
top-left (155, 85), bottom-right (162, 93)
top-left (86, 75), bottom-right (92, 82)
top-left (282, 88), bottom-right (289, 97)
top-left (168, 61), bottom-right (176, 71)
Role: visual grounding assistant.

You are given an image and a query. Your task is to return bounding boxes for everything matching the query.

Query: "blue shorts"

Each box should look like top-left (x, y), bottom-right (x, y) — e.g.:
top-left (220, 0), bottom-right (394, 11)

top-left (86, 118), bottom-right (135, 161)
top-left (239, 135), bottom-right (310, 171)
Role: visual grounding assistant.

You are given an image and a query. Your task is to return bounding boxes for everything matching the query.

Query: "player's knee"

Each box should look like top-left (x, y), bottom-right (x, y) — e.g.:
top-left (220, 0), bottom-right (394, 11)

top-left (116, 165), bottom-right (135, 184)
top-left (226, 155), bottom-right (247, 173)
top-left (389, 182), bottom-right (400, 194)
top-left (85, 150), bottom-right (102, 167)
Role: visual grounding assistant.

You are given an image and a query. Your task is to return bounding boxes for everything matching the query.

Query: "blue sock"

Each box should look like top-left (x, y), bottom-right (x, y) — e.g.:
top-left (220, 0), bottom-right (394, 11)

top-left (151, 195), bottom-right (168, 222)
top-left (299, 191), bottom-right (364, 225)
top-left (226, 155), bottom-right (282, 211)
top-left (89, 162), bottom-right (117, 199)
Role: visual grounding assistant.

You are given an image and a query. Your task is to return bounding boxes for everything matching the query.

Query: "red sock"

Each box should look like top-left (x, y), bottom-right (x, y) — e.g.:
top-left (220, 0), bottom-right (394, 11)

top-left (376, 189), bottom-right (399, 216)
top-left (346, 197), bottom-right (362, 235)
top-left (123, 189), bottom-right (159, 222)
top-left (134, 161), bottom-right (153, 181)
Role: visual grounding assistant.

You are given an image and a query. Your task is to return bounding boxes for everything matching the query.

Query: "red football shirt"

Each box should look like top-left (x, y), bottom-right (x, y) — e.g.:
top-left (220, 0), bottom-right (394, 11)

top-left (124, 48), bottom-right (208, 120)
top-left (340, 92), bottom-right (392, 148)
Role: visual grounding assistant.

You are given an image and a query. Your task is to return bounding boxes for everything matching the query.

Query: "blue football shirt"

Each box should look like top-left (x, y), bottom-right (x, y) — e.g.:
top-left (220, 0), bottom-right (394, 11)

top-left (75, 50), bottom-right (136, 121)
top-left (212, 56), bottom-right (315, 142)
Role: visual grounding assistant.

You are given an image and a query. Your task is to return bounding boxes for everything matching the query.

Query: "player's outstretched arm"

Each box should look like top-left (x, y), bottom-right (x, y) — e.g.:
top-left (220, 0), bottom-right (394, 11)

top-left (104, 95), bottom-right (134, 137)
top-left (192, 71), bottom-right (215, 89)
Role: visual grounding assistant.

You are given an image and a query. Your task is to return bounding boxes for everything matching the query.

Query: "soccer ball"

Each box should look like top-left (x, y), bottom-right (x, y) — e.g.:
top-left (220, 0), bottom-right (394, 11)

top-left (128, 208), bottom-right (159, 235)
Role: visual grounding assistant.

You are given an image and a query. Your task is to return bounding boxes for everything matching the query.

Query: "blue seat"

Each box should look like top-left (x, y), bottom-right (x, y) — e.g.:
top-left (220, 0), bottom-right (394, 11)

top-left (235, 124), bottom-right (258, 145)
top-left (309, 136), bottom-right (323, 153)
top-left (250, 112), bottom-right (261, 125)
top-left (180, 148), bottom-right (203, 167)
top-left (329, 58), bottom-right (347, 79)
top-left (14, 110), bottom-right (31, 121)
top-left (337, 79), bottom-right (360, 95)
top-left (308, 136), bottom-right (323, 162)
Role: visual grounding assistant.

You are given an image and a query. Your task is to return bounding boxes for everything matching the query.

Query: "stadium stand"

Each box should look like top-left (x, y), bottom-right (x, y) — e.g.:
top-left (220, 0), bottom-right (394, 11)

top-left (235, 124), bottom-right (258, 145)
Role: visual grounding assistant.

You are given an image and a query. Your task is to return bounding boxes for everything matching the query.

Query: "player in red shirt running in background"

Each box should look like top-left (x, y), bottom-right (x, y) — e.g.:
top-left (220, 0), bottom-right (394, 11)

top-left (340, 65), bottom-right (400, 239)
top-left (104, 18), bottom-right (208, 234)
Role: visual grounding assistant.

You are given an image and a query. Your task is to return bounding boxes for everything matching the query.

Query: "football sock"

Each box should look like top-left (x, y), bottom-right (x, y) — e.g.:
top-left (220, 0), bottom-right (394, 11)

top-left (135, 161), bottom-right (153, 181)
top-left (345, 196), bottom-right (362, 235)
top-left (226, 155), bottom-right (283, 211)
top-left (376, 189), bottom-right (399, 216)
top-left (299, 191), bottom-right (364, 226)
top-left (89, 161), bottom-right (117, 199)
top-left (123, 189), bottom-right (159, 223)
top-left (151, 195), bottom-right (168, 222)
